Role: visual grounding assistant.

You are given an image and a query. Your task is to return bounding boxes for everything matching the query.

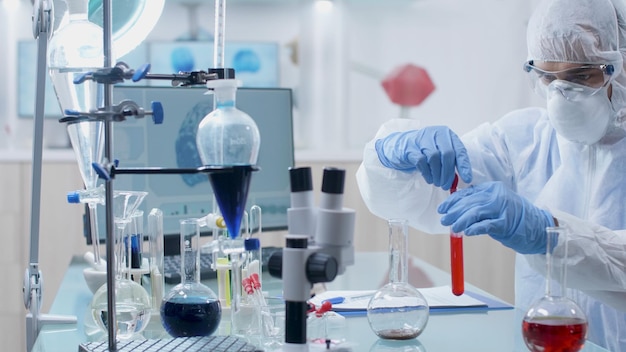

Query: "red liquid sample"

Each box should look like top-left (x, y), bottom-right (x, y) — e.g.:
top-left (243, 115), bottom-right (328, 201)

top-left (449, 174), bottom-right (464, 296)
top-left (450, 233), bottom-right (464, 296)
top-left (522, 317), bottom-right (587, 352)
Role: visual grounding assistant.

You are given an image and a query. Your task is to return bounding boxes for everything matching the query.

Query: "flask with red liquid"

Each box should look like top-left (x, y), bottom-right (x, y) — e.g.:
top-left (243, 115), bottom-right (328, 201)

top-left (522, 227), bottom-right (587, 352)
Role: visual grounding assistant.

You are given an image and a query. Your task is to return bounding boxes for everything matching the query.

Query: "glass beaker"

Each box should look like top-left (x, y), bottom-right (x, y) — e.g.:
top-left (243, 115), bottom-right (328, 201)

top-left (367, 219), bottom-right (429, 340)
top-left (522, 227), bottom-right (588, 352)
top-left (161, 218), bottom-right (222, 337)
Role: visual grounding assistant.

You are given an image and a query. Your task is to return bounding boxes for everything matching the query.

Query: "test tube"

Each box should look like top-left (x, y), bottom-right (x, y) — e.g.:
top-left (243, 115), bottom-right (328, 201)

top-left (130, 210), bottom-right (144, 270)
top-left (450, 175), bottom-right (464, 296)
top-left (148, 208), bottom-right (164, 313)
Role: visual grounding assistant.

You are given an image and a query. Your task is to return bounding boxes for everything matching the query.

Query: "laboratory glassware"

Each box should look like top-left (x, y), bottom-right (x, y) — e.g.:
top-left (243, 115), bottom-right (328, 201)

top-left (147, 208), bottom-right (164, 315)
top-left (128, 210), bottom-right (144, 270)
top-left (449, 174), bottom-right (464, 296)
top-left (47, 0), bottom-right (104, 116)
top-left (90, 191), bottom-right (151, 340)
top-left (522, 227), bottom-right (588, 352)
top-left (197, 79), bottom-right (260, 240)
top-left (231, 237), bottom-right (263, 336)
top-left (66, 120), bottom-right (105, 265)
top-left (161, 218), bottom-right (222, 337)
top-left (367, 219), bottom-right (429, 340)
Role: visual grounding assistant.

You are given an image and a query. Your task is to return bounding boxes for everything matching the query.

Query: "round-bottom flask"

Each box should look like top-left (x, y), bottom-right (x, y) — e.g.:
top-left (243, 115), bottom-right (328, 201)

top-left (161, 219), bottom-right (222, 337)
top-left (90, 216), bottom-right (152, 339)
top-left (91, 278), bottom-right (152, 339)
top-left (367, 219), bottom-right (429, 340)
top-left (522, 227), bottom-right (587, 352)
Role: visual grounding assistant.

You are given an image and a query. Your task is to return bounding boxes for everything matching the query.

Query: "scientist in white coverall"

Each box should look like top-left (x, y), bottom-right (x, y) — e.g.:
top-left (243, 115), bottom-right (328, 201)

top-left (356, 0), bottom-right (626, 350)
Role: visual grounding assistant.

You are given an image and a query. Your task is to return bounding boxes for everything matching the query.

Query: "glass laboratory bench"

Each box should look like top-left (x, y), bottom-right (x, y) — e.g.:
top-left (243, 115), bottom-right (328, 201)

top-left (32, 252), bottom-right (609, 352)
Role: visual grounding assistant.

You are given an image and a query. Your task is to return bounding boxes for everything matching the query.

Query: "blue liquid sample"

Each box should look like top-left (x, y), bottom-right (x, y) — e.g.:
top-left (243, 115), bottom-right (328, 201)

top-left (124, 234), bottom-right (142, 269)
top-left (209, 166), bottom-right (253, 238)
top-left (160, 297), bottom-right (222, 337)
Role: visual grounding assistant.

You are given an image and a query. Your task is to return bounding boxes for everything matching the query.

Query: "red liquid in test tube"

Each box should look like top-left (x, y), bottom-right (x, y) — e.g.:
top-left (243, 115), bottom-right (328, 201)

top-left (450, 174), bottom-right (464, 296)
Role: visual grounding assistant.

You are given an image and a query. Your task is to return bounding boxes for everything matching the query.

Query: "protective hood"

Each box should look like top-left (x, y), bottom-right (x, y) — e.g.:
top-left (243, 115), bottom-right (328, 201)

top-left (527, 0), bottom-right (626, 125)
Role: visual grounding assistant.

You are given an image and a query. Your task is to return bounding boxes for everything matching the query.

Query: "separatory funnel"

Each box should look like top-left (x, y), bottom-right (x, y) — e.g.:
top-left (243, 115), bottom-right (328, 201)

top-left (90, 191), bottom-right (152, 340)
top-left (196, 78), bottom-right (260, 240)
top-left (48, 0), bottom-right (106, 267)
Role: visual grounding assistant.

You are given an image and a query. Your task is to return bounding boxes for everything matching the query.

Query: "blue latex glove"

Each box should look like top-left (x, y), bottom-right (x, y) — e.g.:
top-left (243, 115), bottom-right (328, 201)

top-left (437, 181), bottom-right (555, 254)
top-left (375, 126), bottom-right (472, 190)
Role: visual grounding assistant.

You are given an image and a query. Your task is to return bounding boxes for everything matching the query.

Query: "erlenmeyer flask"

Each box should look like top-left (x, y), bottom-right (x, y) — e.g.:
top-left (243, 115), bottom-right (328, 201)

top-left (161, 218), bottom-right (222, 337)
top-left (48, 0), bottom-right (104, 116)
top-left (367, 219), bottom-right (429, 340)
top-left (90, 191), bottom-right (151, 339)
top-left (522, 227), bottom-right (588, 352)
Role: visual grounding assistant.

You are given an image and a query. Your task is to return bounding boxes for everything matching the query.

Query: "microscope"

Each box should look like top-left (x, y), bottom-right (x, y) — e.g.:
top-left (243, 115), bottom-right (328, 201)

top-left (268, 166), bottom-right (356, 351)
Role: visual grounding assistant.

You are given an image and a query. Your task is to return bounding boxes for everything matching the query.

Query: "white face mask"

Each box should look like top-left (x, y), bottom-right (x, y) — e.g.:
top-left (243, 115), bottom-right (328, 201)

top-left (546, 81), bottom-right (614, 145)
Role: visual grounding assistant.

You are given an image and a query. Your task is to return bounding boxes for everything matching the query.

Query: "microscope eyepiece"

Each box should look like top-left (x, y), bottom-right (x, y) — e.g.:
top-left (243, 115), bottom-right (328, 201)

top-left (289, 167), bottom-right (313, 192)
top-left (321, 167), bottom-right (345, 194)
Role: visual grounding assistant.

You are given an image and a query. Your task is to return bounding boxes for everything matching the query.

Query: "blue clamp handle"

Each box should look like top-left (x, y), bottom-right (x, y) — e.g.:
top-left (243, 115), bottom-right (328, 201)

top-left (73, 72), bottom-right (91, 84)
top-left (132, 63), bottom-right (151, 82)
top-left (67, 192), bottom-right (80, 204)
top-left (64, 109), bottom-right (81, 116)
top-left (151, 101), bottom-right (164, 124)
top-left (92, 162), bottom-right (111, 181)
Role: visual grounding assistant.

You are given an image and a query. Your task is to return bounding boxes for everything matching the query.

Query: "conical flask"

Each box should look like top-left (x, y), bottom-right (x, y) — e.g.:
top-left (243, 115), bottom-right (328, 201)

top-left (367, 219), bottom-right (429, 340)
top-left (522, 227), bottom-right (588, 352)
top-left (90, 191), bottom-right (152, 340)
top-left (196, 79), bottom-right (260, 239)
top-left (161, 218), bottom-right (222, 337)
top-left (48, 0), bottom-right (105, 116)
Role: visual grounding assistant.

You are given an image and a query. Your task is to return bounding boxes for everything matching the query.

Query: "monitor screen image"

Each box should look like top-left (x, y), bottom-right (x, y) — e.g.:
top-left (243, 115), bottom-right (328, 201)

top-left (85, 85), bottom-right (294, 245)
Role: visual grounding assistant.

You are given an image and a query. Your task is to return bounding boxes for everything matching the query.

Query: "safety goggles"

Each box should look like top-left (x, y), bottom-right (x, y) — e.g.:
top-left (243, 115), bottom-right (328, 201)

top-left (523, 60), bottom-right (614, 99)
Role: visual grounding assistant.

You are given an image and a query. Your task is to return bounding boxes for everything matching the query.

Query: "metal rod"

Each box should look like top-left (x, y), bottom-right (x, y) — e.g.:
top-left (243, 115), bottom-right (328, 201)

top-left (112, 165), bottom-right (259, 175)
top-left (102, 0), bottom-right (117, 349)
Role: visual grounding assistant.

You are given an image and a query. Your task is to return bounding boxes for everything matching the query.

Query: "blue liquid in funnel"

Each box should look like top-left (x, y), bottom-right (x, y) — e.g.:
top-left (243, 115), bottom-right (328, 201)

top-left (209, 166), bottom-right (253, 239)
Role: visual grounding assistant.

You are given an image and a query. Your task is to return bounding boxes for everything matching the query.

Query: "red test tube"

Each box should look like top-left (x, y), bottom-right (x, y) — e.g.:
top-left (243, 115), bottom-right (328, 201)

top-left (450, 174), bottom-right (464, 296)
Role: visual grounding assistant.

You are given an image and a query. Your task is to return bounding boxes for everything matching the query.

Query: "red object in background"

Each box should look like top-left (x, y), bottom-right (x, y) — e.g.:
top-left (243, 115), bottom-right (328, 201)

top-left (381, 64), bottom-right (435, 107)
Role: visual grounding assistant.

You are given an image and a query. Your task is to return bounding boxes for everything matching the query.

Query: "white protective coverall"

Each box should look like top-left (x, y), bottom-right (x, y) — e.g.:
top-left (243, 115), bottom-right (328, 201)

top-left (356, 0), bottom-right (626, 350)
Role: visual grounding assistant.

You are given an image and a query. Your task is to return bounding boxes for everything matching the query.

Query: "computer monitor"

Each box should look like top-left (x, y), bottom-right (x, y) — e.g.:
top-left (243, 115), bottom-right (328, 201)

top-left (83, 85), bottom-right (294, 254)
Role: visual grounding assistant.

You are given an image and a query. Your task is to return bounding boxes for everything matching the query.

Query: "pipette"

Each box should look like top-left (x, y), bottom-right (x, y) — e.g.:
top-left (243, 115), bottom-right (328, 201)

top-left (450, 174), bottom-right (464, 296)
